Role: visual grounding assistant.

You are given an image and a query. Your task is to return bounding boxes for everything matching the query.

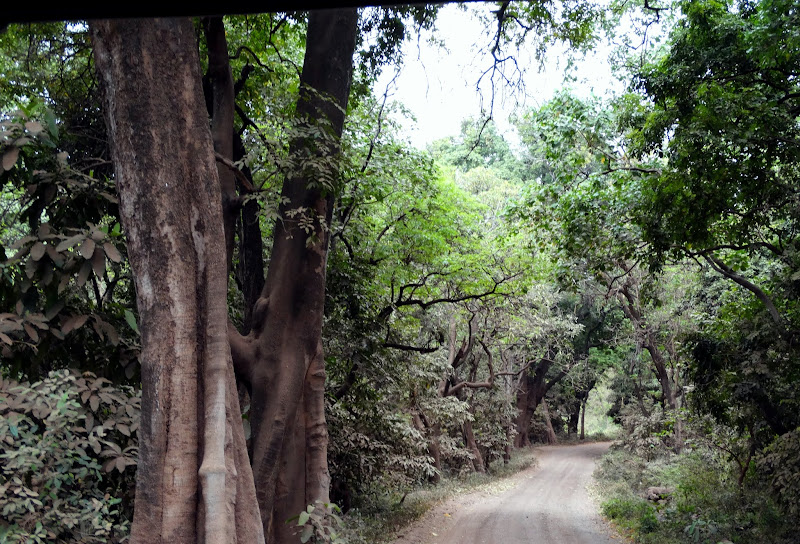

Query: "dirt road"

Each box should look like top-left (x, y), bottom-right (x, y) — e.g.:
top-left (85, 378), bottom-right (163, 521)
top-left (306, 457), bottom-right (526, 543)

top-left (392, 442), bottom-right (618, 544)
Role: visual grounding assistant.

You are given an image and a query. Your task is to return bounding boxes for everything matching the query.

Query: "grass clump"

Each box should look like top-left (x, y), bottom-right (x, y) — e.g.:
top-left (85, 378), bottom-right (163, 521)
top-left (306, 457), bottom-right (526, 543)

top-left (602, 496), bottom-right (658, 534)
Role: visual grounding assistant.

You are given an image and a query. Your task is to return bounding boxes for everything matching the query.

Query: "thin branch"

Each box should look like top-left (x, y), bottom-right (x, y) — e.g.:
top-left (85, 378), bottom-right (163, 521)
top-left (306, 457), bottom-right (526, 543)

top-left (215, 152), bottom-right (256, 193)
top-left (233, 64), bottom-right (255, 96)
top-left (229, 45), bottom-right (273, 71)
top-left (643, 0), bottom-right (668, 21)
top-left (497, 357), bottom-right (556, 377)
top-left (393, 272), bottom-right (521, 312)
top-left (361, 69), bottom-right (398, 174)
top-left (383, 341), bottom-right (441, 353)
top-left (702, 254), bottom-right (786, 331)
top-left (446, 339), bottom-right (495, 396)
top-left (597, 166), bottom-right (661, 176)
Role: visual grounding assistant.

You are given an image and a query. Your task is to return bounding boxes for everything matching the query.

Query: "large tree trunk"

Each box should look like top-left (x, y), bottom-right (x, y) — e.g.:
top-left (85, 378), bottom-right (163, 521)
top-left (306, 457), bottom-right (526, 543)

top-left (513, 362), bottom-right (549, 447)
top-left (513, 359), bottom-right (568, 447)
top-left (541, 399), bottom-right (558, 444)
top-left (91, 18), bottom-right (264, 544)
top-left (463, 419), bottom-right (486, 473)
top-left (227, 9), bottom-right (359, 542)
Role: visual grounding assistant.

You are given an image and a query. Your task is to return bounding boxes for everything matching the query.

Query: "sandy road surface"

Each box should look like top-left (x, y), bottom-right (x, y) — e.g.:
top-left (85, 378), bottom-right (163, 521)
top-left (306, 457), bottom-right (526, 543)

top-left (392, 442), bottom-right (619, 544)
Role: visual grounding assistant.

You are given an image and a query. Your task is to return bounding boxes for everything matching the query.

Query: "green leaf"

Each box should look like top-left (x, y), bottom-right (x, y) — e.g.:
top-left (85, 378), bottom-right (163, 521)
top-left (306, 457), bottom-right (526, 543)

top-left (297, 511), bottom-right (310, 526)
top-left (124, 310), bottom-right (139, 333)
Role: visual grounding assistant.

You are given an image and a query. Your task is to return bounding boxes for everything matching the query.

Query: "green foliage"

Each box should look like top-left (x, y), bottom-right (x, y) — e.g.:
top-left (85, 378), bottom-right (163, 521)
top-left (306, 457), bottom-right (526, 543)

top-left (595, 443), bottom-right (795, 543)
top-left (324, 94), bottom-right (531, 503)
top-left (428, 118), bottom-right (522, 180)
top-left (619, 404), bottom-right (682, 460)
top-left (758, 427), bottom-right (800, 519)
top-left (289, 502), bottom-right (345, 544)
top-left (601, 496), bottom-right (657, 534)
top-left (629, 0), bottom-right (800, 260)
top-left (327, 399), bottom-right (436, 504)
top-left (0, 369), bottom-right (138, 542)
top-left (1, 109), bottom-right (138, 382)
top-left (511, 90), bottom-right (650, 275)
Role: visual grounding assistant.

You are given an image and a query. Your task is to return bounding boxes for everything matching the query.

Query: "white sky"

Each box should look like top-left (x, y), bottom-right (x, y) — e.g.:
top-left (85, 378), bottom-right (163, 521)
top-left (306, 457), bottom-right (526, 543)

top-left (375, 3), bottom-right (627, 149)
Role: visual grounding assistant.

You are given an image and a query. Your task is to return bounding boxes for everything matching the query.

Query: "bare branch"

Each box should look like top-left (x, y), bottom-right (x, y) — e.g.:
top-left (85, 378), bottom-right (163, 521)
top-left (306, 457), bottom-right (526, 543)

top-left (383, 341), bottom-right (441, 353)
top-left (230, 45), bottom-right (274, 72)
top-left (214, 152), bottom-right (256, 193)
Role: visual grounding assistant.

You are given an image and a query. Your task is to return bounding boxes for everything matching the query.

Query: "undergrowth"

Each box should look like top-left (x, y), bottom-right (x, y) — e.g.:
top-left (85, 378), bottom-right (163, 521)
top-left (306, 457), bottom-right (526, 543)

top-left (339, 448), bottom-right (537, 543)
top-left (594, 445), bottom-right (794, 544)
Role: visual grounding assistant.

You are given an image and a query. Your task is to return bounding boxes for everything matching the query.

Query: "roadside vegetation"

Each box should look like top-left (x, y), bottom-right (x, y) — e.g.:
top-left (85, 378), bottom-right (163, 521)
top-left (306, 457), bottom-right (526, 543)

top-left (595, 420), bottom-right (795, 543)
top-left (1, 0), bottom-right (799, 542)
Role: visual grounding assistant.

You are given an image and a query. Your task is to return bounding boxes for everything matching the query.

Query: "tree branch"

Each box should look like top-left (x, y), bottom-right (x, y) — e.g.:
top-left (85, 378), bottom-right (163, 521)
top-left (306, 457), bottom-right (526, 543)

top-left (383, 341), bottom-right (441, 353)
top-left (215, 152), bottom-right (256, 193)
top-left (702, 254), bottom-right (786, 330)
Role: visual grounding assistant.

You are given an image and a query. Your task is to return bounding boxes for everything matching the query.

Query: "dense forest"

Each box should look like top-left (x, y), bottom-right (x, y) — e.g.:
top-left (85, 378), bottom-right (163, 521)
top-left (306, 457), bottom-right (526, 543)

top-left (0, 1), bottom-right (798, 543)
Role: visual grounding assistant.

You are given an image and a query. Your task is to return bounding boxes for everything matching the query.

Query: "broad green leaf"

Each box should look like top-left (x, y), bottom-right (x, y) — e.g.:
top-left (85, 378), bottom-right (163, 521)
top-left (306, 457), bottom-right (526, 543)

top-left (123, 309), bottom-right (139, 334)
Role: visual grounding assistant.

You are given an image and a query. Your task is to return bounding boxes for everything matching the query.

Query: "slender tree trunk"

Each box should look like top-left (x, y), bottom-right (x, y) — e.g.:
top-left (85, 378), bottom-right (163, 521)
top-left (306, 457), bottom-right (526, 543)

top-left (91, 18), bottom-right (263, 544)
top-left (580, 395), bottom-right (587, 440)
top-left (568, 408), bottom-right (579, 437)
top-left (503, 426), bottom-right (512, 463)
top-left (227, 9), bottom-right (359, 541)
top-left (234, 133), bottom-right (266, 334)
top-left (203, 17), bottom-right (238, 269)
top-left (514, 362), bottom-right (549, 447)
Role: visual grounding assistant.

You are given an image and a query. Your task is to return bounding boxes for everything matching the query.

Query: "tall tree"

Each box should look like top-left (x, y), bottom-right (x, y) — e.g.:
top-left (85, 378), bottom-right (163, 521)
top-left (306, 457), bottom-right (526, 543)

top-left (226, 9), bottom-right (359, 541)
top-left (90, 18), bottom-right (263, 544)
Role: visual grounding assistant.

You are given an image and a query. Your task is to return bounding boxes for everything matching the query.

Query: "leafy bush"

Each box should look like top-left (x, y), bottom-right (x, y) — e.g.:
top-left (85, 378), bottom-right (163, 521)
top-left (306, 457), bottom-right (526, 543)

top-left (0, 369), bottom-right (138, 542)
top-left (618, 403), bottom-right (679, 460)
top-left (594, 443), bottom-right (795, 544)
top-left (327, 398), bottom-right (436, 510)
top-left (758, 427), bottom-right (800, 519)
top-left (289, 501), bottom-right (345, 544)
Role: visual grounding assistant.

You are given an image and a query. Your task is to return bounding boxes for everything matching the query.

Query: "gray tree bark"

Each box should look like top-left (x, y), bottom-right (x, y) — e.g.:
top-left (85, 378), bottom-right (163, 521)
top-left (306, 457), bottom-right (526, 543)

top-left (91, 18), bottom-right (264, 544)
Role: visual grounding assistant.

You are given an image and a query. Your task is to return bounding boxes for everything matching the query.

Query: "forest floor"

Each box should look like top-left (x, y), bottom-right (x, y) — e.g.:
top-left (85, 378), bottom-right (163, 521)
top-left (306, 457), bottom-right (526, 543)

top-left (390, 441), bottom-right (624, 544)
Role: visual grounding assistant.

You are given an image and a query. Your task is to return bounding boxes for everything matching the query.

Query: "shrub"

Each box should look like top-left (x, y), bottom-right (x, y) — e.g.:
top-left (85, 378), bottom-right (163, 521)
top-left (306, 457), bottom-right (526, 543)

top-left (0, 369), bottom-right (138, 542)
top-left (595, 443), bottom-right (796, 544)
top-left (758, 427), bottom-right (800, 519)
